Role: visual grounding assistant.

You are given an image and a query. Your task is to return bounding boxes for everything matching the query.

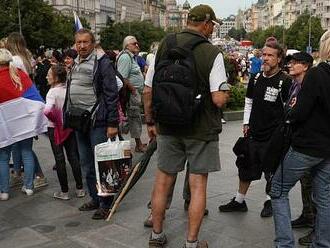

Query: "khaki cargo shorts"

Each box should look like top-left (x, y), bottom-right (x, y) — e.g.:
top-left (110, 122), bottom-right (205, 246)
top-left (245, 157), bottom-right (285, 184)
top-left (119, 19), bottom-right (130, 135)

top-left (157, 135), bottom-right (221, 174)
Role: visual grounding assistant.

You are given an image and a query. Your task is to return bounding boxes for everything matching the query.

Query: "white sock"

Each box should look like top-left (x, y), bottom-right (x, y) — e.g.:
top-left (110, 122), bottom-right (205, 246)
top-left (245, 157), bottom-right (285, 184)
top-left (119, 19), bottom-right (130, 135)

top-left (235, 192), bottom-right (245, 203)
top-left (151, 230), bottom-right (164, 239)
top-left (185, 240), bottom-right (198, 248)
top-left (266, 195), bottom-right (271, 201)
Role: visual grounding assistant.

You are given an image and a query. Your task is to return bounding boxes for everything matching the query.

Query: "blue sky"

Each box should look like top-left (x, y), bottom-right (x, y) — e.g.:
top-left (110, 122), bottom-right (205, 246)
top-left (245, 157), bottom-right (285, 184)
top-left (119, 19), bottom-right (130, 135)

top-left (182, 0), bottom-right (257, 18)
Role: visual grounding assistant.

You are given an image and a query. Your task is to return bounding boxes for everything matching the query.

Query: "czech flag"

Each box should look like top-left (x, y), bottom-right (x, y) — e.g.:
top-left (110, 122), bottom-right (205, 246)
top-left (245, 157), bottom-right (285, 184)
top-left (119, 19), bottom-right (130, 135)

top-left (74, 11), bottom-right (83, 32)
top-left (0, 71), bottom-right (48, 148)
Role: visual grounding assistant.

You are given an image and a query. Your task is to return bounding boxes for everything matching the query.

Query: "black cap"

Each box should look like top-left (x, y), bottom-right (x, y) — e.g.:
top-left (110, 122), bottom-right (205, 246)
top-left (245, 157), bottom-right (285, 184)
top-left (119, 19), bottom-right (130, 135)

top-left (287, 52), bottom-right (313, 65)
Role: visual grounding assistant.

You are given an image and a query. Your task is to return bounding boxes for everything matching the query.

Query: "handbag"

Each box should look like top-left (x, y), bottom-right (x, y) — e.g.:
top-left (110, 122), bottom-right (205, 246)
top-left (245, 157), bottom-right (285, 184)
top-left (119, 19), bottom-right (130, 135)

top-left (64, 105), bottom-right (97, 134)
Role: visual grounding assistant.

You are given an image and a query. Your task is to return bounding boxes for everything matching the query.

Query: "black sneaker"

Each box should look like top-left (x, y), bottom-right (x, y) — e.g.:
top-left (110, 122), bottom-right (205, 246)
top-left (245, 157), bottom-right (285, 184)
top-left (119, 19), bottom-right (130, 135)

top-left (291, 214), bottom-right (314, 228)
top-left (260, 200), bottom-right (272, 217)
top-left (92, 208), bottom-right (109, 220)
top-left (149, 233), bottom-right (167, 248)
top-left (298, 230), bottom-right (314, 246)
top-left (218, 197), bottom-right (248, 212)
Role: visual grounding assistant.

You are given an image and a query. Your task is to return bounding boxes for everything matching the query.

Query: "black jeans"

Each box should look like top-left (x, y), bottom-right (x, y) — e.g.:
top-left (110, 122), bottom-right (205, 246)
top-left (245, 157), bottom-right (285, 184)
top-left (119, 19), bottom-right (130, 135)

top-left (48, 127), bottom-right (83, 192)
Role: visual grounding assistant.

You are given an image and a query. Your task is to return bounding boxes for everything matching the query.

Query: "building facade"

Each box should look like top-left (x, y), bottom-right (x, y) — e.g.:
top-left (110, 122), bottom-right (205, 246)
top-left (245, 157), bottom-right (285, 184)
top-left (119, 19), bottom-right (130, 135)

top-left (240, 0), bottom-right (330, 32)
top-left (219, 15), bottom-right (236, 38)
top-left (142, 0), bottom-right (166, 27)
top-left (45, 0), bottom-right (116, 34)
top-left (115, 0), bottom-right (143, 22)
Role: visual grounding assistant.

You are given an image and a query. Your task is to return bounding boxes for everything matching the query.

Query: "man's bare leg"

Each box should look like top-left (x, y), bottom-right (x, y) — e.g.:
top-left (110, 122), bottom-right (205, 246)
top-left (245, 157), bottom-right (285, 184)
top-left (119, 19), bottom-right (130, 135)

top-left (151, 169), bottom-right (176, 234)
top-left (238, 179), bottom-right (251, 195)
top-left (187, 173), bottom-right (208, 242)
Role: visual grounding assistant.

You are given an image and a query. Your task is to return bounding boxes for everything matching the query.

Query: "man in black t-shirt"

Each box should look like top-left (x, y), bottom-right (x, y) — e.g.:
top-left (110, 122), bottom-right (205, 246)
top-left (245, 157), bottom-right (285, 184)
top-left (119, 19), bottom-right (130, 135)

top-left (219, 39), bottom-right (292, 217)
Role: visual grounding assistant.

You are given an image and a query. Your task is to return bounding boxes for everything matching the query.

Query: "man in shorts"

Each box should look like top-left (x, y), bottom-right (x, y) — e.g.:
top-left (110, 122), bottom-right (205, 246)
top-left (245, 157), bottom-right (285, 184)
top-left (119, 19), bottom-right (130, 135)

top-left (143, 4), bottom-right (229, 248)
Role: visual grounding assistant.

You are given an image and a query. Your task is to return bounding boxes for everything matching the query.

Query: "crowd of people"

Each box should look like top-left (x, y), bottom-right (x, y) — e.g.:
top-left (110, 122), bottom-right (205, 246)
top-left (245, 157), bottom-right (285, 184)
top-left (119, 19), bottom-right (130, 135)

top-left (1, 3), bottom-right (330, 248)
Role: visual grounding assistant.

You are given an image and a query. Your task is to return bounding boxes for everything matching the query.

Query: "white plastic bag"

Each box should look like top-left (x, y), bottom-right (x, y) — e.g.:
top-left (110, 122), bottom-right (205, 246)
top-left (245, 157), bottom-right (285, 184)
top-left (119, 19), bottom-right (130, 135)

top-left (95, 136), bottom-right (131, 196)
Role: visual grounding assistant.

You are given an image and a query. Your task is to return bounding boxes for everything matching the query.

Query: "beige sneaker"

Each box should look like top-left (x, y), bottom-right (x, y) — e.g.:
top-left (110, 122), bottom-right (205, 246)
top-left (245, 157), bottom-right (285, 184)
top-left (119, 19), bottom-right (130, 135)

top-left (10, 175), bottom-right (23, 188)
top-left (34, 177), bottom-right (48, 189)
top-left (76, 189), bottom-right (86, 198)
top-left (144, 213), bottom-right (153, 228)
top-left (183, 240), bottom-right (208, 248)
top-left (53, 191), bottom-right (70, 200)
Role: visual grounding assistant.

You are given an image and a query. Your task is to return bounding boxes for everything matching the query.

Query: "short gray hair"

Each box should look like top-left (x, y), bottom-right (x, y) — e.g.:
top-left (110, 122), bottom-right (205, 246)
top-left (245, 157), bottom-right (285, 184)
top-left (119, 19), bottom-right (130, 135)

top-left (123, 36), bottom-right (137, 50)
top-left (319, 30), bottom-right (330, 61)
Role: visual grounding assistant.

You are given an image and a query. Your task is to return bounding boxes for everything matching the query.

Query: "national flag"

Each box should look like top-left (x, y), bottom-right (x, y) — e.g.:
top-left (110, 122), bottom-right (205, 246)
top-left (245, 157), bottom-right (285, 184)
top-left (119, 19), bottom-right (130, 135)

top-left (73, 11), bottom-right (83, 32)
top-left (0, 83), bottom-right (48, 148)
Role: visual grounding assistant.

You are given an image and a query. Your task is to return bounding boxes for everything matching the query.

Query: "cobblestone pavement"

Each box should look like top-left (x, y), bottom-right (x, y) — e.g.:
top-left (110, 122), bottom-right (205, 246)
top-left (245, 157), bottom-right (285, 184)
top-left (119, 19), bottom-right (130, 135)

top-left (0, 121), bottom-right (310, 248)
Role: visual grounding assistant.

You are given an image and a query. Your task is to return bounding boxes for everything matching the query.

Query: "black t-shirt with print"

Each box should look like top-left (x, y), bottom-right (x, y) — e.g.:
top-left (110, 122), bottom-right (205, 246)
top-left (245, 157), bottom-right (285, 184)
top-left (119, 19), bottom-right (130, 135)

top-left (246, 71), bottom-right (292, 141)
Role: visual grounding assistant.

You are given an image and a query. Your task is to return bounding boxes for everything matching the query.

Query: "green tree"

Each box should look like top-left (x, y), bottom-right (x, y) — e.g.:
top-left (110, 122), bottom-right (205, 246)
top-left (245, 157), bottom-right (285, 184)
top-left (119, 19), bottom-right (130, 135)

top-left (285, 14), bottom-right (324, 51)
top-left (0, 0), bottom-right (88, 51)
top-left (247, 26), bottom-right (285, 48)
top-left (246, 14), bottom-right (324, 50)
top-left (100, 21), bottom-right (166, 51)
top-left (228, 27), bottom-right (247, 41)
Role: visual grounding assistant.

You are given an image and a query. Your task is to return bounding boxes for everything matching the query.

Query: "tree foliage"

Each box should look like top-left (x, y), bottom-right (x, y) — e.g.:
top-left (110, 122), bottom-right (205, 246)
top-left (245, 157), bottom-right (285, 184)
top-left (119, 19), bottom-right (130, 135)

top-left (246, 14), bottom-right (324, 50)
top-left (100, 21), bottom-right (166, 51)
top-left (228, 27), bottom-right (247, 41)
top-left (0, 0), bottom-right (88, 52)
top-left (285, 14), bottom-right (324, 51)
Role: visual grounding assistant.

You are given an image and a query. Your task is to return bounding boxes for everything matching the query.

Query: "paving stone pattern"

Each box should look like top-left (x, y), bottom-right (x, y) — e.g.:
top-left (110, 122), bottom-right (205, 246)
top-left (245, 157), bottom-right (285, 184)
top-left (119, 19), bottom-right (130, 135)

top-left (0, 121), bottom-right (310, 248)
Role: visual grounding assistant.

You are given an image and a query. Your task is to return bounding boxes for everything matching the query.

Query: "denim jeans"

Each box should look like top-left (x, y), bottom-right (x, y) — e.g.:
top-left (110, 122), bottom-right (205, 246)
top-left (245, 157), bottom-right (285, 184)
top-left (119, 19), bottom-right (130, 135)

top-left (48, 128), bottom-right (83, 193)
top-left (0, 145), bottom-right (11, 193)
top-left (270, 147), bottom-right (330, 248)
top-left (0, 138), bottom-right (35, 192)
top-left (75, 127), bottom-right (113, 209)
top-left (12, 142), bottom-right (42, 175)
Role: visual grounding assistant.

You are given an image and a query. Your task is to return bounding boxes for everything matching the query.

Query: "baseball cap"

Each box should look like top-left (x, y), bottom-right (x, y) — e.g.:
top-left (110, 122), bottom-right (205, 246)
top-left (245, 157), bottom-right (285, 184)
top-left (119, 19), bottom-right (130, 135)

top-left (188, 4), bottom-right (221, 26)
top-left (286, 52), bottom-right (313, 65)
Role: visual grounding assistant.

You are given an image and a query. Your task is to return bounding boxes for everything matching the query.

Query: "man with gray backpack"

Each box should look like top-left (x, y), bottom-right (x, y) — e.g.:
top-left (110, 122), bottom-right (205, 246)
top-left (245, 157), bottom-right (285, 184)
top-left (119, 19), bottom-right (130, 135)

top-left (143, 4), bottom-right (229, 248)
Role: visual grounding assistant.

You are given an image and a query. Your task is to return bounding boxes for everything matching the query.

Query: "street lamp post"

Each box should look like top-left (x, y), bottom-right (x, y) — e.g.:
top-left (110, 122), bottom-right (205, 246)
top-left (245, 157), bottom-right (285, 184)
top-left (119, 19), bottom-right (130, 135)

top-left (17, 0), bottom-right (22, 34)
top-left (308, 0), bottom-right (312, 53)
top-left (308, 13), bottom-right (312, 51)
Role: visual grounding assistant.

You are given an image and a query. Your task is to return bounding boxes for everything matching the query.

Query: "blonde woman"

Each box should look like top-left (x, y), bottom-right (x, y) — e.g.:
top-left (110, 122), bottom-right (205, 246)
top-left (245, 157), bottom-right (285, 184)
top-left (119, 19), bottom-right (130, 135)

top-left (5, 32), bottom-right (33, 76)
top-left (5, 32), bottom-right (48, 189)
top-left (271, 30), bottom-right (330, 247)
top-left (0, 49), bottom-right (43, 199)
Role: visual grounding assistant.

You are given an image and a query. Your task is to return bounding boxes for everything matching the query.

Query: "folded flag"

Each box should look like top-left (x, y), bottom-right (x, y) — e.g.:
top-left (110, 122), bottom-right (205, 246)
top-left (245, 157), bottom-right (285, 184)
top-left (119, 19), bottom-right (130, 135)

top-left (0, 83), bottom-right (48, 148)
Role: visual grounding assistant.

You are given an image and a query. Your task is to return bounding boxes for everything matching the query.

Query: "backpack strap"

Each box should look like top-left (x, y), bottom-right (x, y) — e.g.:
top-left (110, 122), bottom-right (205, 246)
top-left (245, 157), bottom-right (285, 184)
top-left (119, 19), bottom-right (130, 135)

top-left (155, 33), bottom-right (177, 66)
top-left (180, 31), bottom-right (209, 50)
top-left (253, 72), bottom-right (261, 86)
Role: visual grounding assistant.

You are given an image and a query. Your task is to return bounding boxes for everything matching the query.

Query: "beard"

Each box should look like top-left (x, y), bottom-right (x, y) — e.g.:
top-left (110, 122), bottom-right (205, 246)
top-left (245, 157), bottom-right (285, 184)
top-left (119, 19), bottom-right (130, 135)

top-left (262, 63), bottom-right (277, 74)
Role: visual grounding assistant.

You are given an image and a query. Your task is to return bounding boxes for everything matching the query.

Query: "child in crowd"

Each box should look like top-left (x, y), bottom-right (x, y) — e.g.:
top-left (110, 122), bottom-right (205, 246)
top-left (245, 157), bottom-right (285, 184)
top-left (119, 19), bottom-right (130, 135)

top-left (44, 64), bottom-right (85, 200)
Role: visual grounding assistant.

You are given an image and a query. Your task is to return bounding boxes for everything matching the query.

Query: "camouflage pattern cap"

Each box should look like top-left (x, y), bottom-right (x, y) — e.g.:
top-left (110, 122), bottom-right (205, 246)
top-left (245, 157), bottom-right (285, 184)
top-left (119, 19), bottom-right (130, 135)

top-left (188, 4), bottom-right (220, 25)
